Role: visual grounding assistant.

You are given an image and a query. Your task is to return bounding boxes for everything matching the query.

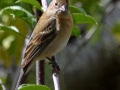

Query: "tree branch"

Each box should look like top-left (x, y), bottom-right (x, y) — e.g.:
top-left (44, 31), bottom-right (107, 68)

top-left (35, 0), bottom-right (45, 85)
top-left (0, 79), bottom-right (6, 90)
top-left (51, 56), bottom-right (60, 90)
top-left (62, 25), bottom-right (98, 72)
top-left (36, 1), bottom-right (61, 90)
top-left (41, 0), bottom-right (49, 11)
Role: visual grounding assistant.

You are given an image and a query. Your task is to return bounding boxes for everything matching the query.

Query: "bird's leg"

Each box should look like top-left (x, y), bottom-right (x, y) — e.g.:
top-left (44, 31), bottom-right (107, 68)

top-left (47, 56), bottom-right (60, 75)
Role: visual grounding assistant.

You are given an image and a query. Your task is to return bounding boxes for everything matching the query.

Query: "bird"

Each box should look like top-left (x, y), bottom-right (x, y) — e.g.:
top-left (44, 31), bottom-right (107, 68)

top-left (15, 0), bottom-right (73, 89)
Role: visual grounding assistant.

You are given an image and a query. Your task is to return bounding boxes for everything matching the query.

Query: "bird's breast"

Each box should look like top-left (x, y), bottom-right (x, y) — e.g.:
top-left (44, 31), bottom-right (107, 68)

top-left (36, 14), bottom-right (73, 59)
top-left (37, 20), bottom-right (72, 59)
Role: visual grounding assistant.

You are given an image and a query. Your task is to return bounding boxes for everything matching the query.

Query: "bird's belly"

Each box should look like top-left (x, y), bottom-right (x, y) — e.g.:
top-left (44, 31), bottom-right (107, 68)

top-left (36, 19), bottom-right (72, 60)
top-left (37, 36), bottom-right (69, 59)
top-left (48, 38), bottom-right (68, 56)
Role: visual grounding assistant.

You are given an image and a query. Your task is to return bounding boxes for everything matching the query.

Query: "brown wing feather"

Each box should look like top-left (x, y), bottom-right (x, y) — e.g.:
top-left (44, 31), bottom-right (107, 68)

top-left (22, 18), bottom-right (57, 68)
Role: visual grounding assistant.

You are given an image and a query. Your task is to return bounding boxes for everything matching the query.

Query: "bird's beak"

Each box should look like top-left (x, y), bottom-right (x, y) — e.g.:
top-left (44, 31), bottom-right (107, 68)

top-left (59, 4), bottom-right (67, 11)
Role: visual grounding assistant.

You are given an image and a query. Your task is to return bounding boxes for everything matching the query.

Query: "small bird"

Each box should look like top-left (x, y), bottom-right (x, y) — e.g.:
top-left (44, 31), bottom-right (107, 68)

top-left (15, 0), bottom-right (73, 89)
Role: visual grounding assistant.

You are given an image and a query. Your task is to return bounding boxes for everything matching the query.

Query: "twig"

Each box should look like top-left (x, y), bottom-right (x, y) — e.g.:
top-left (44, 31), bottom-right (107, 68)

top-left (51, 56), bottom-right (60, 90)
top-left (62, 25), bottom-right (98, 72)
top-left (36, 60), bottom-right (45, 84)
top-left (100, 0), bottom-right (117, 23)
top-left (0, 79), bottom-right (6, 90)
top-left (36, 0), bottom-right (61, 89)
top-left (52, 74), bottom-right (60, 90)
top-left (71, 25), bottom-right (97, 61)
top-left (41, 0), bottom-right (49, 12)
top-left (62, 0), bottom-right (119, 73)
top-left (35, 0), bottom-right (45, 85)
top-left (36, 0), bottom-right (49, 85)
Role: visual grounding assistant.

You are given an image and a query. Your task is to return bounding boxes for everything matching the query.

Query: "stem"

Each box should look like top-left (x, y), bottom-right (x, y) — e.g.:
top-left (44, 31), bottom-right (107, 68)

top-left (0, 79), bottom-right (6, 90)
top-left (36, 1), bottom-right (61, 90)
top-left (36, 60), bottom-right (45, 84)
top-left (36, 0), bottom-right (48, 85)
top-left (51, 56), bottom-right (61, 90)
top-left (62, 25), bottom-right (98, 72)
top-left (52, 74), bottom-right (60, 90)
top-left (41, 0), bottom-right (49, 11)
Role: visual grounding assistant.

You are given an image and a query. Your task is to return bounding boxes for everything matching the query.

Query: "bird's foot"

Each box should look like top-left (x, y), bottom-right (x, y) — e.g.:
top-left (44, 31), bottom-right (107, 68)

top-left (47, 57), bottom-right (60, 75)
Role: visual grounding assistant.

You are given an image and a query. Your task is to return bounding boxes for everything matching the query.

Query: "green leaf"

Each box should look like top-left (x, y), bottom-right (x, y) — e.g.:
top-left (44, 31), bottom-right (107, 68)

top-left (0, 6), bottom-right (30, 17)
top-left (72, 13), bottom-right (97, 25)
top-left (0, 24), bottom-right (26, 38)
top-left (16, 0), bottom-right (41, 11)
top-left (0, 24), bottom-right (19, 33)
top-left (72, 25), bottom-right (80, 37)
top-left (0, 6), bottom-right (36, 27)
top-left (18, 84), bottom-right (51, 90)
top-left (69, 6), bottom-right (86, 14)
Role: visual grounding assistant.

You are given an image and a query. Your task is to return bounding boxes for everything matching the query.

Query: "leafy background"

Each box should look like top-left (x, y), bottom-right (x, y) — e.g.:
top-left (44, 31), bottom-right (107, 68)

top-left (0, 0), bottom-right (120, 90)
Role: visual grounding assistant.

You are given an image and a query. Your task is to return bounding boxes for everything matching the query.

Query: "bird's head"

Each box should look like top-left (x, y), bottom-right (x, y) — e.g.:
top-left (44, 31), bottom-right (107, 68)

top-left (46, 0), bottom-right (69, 16)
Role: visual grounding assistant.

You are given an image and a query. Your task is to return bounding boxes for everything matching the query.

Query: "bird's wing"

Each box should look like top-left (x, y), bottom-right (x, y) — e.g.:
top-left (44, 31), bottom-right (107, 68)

top-left (22, 18), bottom-right (57, 68)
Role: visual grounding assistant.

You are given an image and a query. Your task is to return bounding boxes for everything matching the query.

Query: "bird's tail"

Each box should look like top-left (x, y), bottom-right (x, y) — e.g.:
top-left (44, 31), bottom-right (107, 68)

top-left (15, 69), bottom-right (25, 90)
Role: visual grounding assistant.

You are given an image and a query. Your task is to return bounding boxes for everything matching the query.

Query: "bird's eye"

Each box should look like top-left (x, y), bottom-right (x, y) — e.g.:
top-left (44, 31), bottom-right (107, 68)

top-left (55, 2), bottom-right (58, 6)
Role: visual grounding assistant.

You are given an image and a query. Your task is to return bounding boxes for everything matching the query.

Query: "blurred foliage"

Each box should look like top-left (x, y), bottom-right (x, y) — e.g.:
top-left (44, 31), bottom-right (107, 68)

top-left (0, 0), bottom-right (120, 90)
top-left (112, 21), bottom-right (120, 42)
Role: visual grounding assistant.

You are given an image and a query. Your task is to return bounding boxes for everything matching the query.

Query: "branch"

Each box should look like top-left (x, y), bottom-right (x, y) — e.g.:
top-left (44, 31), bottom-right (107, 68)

top-left (52, 74), bottom-right (60, 90)
top-left (62, 25), bottom-right (98, 72)
top-left (35, 0), bottom-right (45, 85)
top-left (51, 56), bottom-right (61, 90)
top-left (62, 0), bottom-right (116, 72)
top-left (36, 0), bottom-right (61, 89)
top-left (0, 79), bottom-right (6, 90)
top-left (41, 0), bottom-right (49, 11)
